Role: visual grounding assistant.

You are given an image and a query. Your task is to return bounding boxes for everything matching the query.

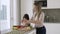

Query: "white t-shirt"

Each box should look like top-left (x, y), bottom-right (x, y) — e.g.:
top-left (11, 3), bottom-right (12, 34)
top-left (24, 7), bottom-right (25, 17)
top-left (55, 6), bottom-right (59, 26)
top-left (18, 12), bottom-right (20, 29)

top-left (32, 12), bottom-right (45, 27)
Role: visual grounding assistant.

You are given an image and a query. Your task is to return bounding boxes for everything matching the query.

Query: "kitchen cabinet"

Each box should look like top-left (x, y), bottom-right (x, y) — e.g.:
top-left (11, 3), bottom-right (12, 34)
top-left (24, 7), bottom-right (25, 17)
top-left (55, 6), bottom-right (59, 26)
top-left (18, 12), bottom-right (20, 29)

top-left (47, 0), bottom-right (60, 8)
top-left (41, 0), bottom-right (60, 9)
top-left (28, 29), bottom-right (36, 34)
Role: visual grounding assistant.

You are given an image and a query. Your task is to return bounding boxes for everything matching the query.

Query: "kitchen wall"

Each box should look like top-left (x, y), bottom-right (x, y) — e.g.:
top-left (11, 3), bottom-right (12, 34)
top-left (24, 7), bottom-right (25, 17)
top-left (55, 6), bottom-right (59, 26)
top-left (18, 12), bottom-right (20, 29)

top-left (10, 0), bottom-right (21, 29)
top-left (21, 0), bottom-right (60, 34)
top-left (21, 0), bottom-right (34, 19)
top-left (12, 0), bottom-right (20, 25)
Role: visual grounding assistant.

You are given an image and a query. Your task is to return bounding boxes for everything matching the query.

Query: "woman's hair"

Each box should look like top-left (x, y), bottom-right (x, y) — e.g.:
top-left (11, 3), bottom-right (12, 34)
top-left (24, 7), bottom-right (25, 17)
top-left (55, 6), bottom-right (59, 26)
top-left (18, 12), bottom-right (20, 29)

top-left (23, 14), bottom-right (29, 20)
top-left (34, 1), bottom-right (42, 19)
top-left (34, 1), bottom-right (40, 6)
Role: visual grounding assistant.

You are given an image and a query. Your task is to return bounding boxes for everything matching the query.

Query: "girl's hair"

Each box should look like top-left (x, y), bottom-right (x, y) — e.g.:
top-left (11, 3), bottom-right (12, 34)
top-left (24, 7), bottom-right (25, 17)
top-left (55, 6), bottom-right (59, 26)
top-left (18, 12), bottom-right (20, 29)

top-left (23, 14), bottom-right (29, 20)
top-left (34, 1), bottom-right (42, 20)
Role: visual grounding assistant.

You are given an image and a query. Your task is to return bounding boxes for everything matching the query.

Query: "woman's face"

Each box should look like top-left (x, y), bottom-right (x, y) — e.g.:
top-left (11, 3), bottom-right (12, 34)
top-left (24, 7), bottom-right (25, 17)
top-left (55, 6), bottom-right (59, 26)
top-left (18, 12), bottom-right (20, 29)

top-left (33, 5), bottom-right (38, 12)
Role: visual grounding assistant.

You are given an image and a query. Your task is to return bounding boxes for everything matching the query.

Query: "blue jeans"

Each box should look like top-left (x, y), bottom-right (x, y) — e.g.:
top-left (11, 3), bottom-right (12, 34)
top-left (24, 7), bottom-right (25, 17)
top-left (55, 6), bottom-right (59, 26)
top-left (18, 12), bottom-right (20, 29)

top-left (36, 26), bottom-right (46, 34)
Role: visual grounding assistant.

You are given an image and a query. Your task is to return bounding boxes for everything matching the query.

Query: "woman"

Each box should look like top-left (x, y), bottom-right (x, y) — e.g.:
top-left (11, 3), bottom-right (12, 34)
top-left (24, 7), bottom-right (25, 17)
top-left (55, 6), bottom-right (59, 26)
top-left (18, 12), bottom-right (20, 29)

top-left (26, 1), bottom-right (46, 34)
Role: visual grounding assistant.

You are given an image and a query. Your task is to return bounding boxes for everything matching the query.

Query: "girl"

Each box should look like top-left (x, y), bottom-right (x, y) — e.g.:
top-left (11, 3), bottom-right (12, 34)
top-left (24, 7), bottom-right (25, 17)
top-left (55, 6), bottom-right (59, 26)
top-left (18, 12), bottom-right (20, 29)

top-left (21, 14), bottom-right (30, 26)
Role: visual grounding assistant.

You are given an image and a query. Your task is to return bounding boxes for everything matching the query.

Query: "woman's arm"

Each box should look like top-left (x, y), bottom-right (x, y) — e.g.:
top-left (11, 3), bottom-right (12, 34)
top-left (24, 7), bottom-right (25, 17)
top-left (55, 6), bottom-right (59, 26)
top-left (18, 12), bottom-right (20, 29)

top-left (28, 17), bottom-right (41, 24)
top-left (29, 19), bottom-right (42, 24)
top-left (29, 12), bottom-right (45, 24)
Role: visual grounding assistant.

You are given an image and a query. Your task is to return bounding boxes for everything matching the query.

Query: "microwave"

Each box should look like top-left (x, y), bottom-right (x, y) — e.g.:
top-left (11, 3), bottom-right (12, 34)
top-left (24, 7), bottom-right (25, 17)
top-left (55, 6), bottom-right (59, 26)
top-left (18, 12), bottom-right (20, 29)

top-left (35, 1), bottom-right (47, 7)
top-left (40, 1), bottom-right (47, 7)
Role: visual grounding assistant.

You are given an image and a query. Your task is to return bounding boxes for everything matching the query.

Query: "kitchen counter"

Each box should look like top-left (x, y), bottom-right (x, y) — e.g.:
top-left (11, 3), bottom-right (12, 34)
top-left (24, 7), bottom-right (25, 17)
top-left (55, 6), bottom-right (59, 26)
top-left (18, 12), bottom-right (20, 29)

top-left (6, 29), bottom-right (36, 34)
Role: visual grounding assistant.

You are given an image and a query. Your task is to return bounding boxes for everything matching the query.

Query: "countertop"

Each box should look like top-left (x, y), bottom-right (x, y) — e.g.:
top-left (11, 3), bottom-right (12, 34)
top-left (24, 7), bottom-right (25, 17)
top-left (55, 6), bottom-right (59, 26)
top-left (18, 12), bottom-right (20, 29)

top-left (6, 29), bottom-right (36, 34)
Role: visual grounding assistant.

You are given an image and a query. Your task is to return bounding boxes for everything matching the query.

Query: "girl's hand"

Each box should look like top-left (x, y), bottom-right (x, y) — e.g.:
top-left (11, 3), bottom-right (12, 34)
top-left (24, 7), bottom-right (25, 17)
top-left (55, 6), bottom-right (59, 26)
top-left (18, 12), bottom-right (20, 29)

top-left (21, 20), bottom-right (28, 23)
top-left (20, 20), bottom-right (24, 23)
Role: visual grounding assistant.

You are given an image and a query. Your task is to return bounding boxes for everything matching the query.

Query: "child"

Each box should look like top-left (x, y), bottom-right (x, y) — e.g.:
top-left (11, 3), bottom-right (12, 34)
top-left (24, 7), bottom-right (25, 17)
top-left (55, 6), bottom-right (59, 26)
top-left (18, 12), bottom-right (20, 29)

top-left (21, 14), bottom-right (30, 26)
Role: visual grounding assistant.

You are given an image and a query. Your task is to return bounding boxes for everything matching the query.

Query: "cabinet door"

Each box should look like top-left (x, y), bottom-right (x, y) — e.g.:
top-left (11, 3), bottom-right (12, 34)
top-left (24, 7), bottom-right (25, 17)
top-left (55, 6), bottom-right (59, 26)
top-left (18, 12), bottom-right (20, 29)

top-left (47, 0), bottom-right (60, 8)
top-left (28, 29), bottom-right (36, 34)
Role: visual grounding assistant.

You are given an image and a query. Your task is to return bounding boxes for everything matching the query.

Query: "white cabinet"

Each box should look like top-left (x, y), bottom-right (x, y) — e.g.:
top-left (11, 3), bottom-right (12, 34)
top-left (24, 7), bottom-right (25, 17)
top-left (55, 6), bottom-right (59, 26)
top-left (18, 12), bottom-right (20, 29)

top-left (42, 0), bottom-right (60, 9)
top-left (47, 0), bottom-right (60, 8)
top-left (28, 29), bottom-right (36, 34)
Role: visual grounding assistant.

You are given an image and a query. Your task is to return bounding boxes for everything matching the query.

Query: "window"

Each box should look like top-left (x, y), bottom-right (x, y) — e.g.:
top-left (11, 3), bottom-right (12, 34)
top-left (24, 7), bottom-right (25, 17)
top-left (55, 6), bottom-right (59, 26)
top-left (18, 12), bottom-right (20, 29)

top-left (0, 0), bottom-right (10, 30)
top-left (0, 5), bottom-right (7, 20)
top-left (0, 0), bottom-right (10, 21)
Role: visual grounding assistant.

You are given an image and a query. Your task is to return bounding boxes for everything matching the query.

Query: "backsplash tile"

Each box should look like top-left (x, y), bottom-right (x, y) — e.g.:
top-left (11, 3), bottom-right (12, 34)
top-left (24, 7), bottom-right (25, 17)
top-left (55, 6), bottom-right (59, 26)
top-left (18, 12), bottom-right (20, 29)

top-left (42, 9), bottom-right (60, 23)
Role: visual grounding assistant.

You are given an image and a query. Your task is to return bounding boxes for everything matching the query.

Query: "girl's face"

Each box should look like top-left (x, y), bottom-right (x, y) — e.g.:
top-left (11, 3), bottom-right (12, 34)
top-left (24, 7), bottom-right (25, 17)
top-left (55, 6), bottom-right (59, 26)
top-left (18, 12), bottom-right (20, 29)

top-left (23, 18), bottom-right (28, 23)
top-left (33, 5), bottom-right (38, 12)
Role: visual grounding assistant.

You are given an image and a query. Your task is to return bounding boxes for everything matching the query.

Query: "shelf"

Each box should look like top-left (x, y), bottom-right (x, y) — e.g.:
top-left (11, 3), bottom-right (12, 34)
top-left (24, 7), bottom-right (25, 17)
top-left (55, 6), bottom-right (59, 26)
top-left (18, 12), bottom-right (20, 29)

top-left (41, 7), bottom-right (47, 9)
top-left (41, 7), bottom-right (60, 9)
